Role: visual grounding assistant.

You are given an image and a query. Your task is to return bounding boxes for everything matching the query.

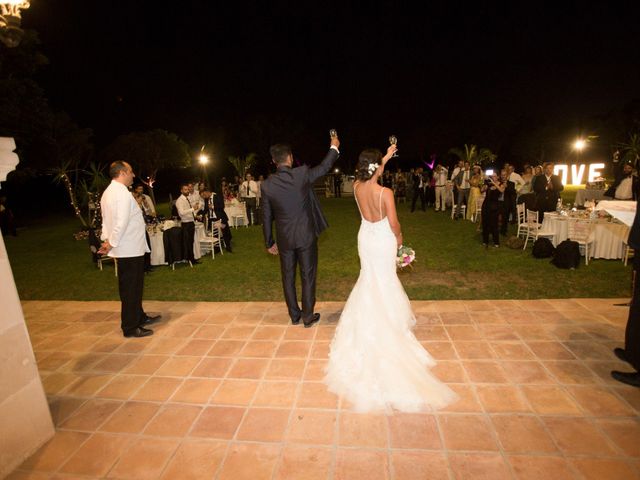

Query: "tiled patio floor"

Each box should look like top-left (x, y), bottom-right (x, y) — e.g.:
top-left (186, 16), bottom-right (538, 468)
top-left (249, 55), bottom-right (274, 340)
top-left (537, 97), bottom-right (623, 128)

top-left (7, 299), bottom-right (640, 480)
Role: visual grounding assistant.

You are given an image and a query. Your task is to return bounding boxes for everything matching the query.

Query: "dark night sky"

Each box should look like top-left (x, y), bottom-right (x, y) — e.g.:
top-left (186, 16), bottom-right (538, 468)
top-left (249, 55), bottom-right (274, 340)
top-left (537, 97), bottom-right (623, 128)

top-left (19, 1), bottom-right (640, 166)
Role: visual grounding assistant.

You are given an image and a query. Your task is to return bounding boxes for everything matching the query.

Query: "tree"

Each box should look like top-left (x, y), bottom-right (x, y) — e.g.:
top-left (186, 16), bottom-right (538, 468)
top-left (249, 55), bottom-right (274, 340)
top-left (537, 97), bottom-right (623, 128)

top-left (448, 144), bottom-right (497, 167)
top-left (101, 129), bottom-right (191, 203)
top-left (228, 153), bottom-right (257, 179)
top-left (617, 132), bottom-right (640, 169)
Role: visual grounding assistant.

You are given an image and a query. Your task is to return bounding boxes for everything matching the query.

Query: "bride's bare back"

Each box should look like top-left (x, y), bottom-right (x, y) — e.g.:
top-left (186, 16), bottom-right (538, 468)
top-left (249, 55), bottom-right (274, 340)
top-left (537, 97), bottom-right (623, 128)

top-left (354, 180), bottom-right (403, 245)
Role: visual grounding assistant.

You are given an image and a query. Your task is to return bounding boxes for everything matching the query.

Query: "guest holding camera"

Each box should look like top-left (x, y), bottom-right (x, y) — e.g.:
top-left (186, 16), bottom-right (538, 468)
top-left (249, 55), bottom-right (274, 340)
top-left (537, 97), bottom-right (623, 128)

top-left (481, 173), bottom-right (506, 248)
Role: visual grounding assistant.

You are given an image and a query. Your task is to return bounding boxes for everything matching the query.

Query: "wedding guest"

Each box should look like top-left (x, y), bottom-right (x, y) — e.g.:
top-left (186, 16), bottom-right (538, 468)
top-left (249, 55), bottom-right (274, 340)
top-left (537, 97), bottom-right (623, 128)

top-left (187, 182), bottom-right (202, 212)
top-left (502, 166), bottom-right (519, 231)
top-left (176, 183), bottom-right (200, 264)
top-left (605, 162), bottom-right (638, 201)
top-left (99, 161), bottom-right (160, 337)
top-left (466, 165), bottom-right (483, 221)
top-left (520, 166), bottom-right (534, 195)
top-left (433, 164), bottom-right (448, 211)
top-left (334, 173), bottom-right (344, 197)
top-left (481, 173), bottom-right (505, 247)
top-left (239, 172), bottom-right (259, 225)
top-left (454, 161), bottom-right (471, 219)
top-left (198, 187), bottom-right (233, 252)
top-left (395, 170), bottom-right (407, 203)
top-left (530, 165), bottom-right (543, 190)
top-left (411, 167), bottom-right (427, 212)
top-left (133, 184), bottom-right (156, 217)
top-left (533, 162), bottom-right (564, 219)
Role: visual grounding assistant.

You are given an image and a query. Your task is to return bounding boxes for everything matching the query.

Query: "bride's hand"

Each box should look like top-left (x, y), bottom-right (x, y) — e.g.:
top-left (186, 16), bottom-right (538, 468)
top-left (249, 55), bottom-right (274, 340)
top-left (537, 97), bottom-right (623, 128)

top-left (382, 145), bottom-right (397, 165)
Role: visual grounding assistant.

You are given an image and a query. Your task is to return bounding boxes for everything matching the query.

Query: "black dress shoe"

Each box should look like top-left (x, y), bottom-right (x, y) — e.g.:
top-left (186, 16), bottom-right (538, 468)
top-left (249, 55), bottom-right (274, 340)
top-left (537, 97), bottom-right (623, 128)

top-left (192, 260), bottom-right (202, 265)
top-left (614, 347), bottom-right (630, 364)
top-left (291, 317), bottom-right (301, 325)
top-left (124, 327), bottom-right (154, 338)
top-left (140, 314), bottom-right (162, 326)
top-left (611, 370), bottom-right (640, 388)
top-left (303, 313), bottom-right (321, 328)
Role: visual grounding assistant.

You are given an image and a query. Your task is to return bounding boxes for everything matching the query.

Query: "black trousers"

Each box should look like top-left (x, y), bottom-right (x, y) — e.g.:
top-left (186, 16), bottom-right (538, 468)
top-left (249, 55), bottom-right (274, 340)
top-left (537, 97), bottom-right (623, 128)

top-left (279, 240), bottom-right (318, 323)
top-left (482, 205), bottom-right (500, 245)
top-left (244, 198), bottom-right (257, 225)
top-left (144, 231), bottom-right (152, 270)
top-left (625, 255), bottom-right (640, 371)
top-left (502, 193), bottom-right (517, 233)
top-left (411, 188), bottom-right (426, 211)
top-left (117, 255), bottom-right (146, 334)
top-left (181, 221), bottom-right (196, 261)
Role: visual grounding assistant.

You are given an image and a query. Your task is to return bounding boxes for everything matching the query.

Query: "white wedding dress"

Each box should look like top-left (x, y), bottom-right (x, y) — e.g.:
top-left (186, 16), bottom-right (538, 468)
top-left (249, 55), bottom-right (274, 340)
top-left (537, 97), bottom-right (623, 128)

top-left (324, 186), bottom-right (458, 413)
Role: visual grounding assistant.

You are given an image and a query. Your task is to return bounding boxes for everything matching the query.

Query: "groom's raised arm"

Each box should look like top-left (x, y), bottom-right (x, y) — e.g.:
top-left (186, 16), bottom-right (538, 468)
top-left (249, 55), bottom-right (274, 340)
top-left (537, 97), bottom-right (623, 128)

top-left (308, 136), bottom-right (340, 183)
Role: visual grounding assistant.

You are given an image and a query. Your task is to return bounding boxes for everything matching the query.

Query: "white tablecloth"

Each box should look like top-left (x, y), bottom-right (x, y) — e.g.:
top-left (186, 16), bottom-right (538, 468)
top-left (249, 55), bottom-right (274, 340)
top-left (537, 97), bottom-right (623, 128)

top-left (224, 201), bottom-right (247, 227)
top-left (147, 222), bottom-right (205, 266)
top-left (574, 188), bottom-right (607, 206)
top-left (595, 200), bottom-right (637, 227)
top-left (541, 213), bottom-right (629, 259)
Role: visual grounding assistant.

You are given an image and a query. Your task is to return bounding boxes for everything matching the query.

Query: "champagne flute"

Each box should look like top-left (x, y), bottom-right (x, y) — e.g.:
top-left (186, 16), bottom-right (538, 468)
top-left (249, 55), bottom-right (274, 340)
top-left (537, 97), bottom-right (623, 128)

top-left (329, 129), bottom-right (338, 138)
top-left (389, 134), bottom-right (399, 158)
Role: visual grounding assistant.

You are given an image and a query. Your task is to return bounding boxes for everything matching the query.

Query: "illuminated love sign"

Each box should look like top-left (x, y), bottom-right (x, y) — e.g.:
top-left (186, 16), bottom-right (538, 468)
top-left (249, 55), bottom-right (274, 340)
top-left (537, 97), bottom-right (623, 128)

top-left (553, 163), bottom-right (605, 186)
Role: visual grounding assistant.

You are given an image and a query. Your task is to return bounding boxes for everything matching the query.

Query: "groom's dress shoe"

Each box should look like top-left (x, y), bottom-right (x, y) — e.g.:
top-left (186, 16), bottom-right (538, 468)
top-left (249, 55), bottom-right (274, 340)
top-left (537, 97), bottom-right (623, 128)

top-left (124, 327), bottom-right (154, 338)
top-left (140, 314), bottom-right (161, 326)
top-left (611, 370), bottom-right (640, 388)
top-left (291, 318), bottom-right (301, 326)
top-left (614, 347), bottom-right (630, 364)
top-left (304, 313), bottom-right (321, 328)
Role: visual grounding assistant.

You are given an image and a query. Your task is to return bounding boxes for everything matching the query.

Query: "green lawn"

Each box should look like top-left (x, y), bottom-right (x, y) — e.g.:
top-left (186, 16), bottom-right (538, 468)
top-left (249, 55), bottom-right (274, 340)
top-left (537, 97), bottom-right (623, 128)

top-left (4, 195), bottom-right (630, 301)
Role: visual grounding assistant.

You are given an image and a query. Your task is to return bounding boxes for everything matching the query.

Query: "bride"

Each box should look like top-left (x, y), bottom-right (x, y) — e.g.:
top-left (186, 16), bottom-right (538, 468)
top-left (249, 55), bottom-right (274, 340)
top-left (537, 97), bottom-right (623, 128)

top-left (324, 145), bottom-right (458, 413)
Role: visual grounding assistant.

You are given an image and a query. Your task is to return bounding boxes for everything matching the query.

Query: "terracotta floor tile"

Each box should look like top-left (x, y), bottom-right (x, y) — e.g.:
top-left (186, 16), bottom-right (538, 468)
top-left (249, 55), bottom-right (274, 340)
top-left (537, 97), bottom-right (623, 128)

top-left (265, 359), bottom-right (306, 380)
top-left (253, 381), bottom-right (299, 407)
top-left (391, 451), bottom-right (449, 480)
top-left (543, 360), bottom-right (601, 384)
top-left (567, 386), bottom-right (636, 417)
top-left (414, 325), bottom-right (449, 341)
top-left (315, 326), bottom-right (337, 341)
top-left (287, 410), bottom-right (337, 445)
top-left (441, 385), bottom-right (483, 413)
top-left (42, 373), bottom-right (79, 395)
top-left (143, 404), bottom-right (202, 437)
top-left (569, 458), bottom-right (639, 480)
top-left (527, 341), bottom-right (576, 360)
top-left (508, 455), bottom-right (579, 480)
top-left (448, 453), bottom-right (512, 480)
top-left (544, 417), bottom-right (618, 455)
top-left (227, 358), bottom-right (270, 379)
top-left (145, 337), bottom-right (186, 354)
top-left (310, 342), bottom-right (330, 359)
top-left (236, 408), bottom-right (290, 442)
top-left (304, 359), bottom-right (329, 381)
top-left (463, 361), bottom-right (509, 383)
top-left (122, 355), bottom-right (168, 375)
top-left (491, 414), bottom-right (558, 453)
top-left (335, 449), bottom-right (389, 480)
top-left (170, 378), bottom-right (219, 404)
top-left (61, 398), bottom-right (121, 431)
top-left (388, 413), bottom-right (441, 449)
top-left (95, 375), bottom-right (147, 400)
top-left (339, 412), bottom-right (388, 448)
top-left (107, 437), bottom-right (179, 480)
top-left (521, 386), bottom-right (582, 415)
top-left (132, 377), bottom-right (182, 402)
top-left (48, 397), bottom-right (87, 426)
top-left (275, 341), bottom-right (313, 358)
top-left (438, 414), bottom-right (499, 451)
top-left (297, 382), bottom-right (339, 409)
top-left (596, 418), bottom-right (640, 457)
top-left (422, 342), bottom-right (458, 360)
top-left (440, 312), bottom-right (472, 325)
top-left (445, 325), bottom-right (482, 341)
top-left (477, 324), bottom-right (519, 341)
top-left (431, 361), bottom-right (468, 383)
top-left (176, 339), bottom-right (213, 356)
top-left (191, 357), bottom-right (233, 378)
top-left (192, 324), bottom-right (226, 339)
top-left (239, 341), bottom-right (279, 358)
top-left (210, 379), bottom-right (259, 405)
top-left (92, 354), bottom-right (136, 373)
top-left (19, 431), bottom-right (91, 472)
top-left (284, 326), bottom-right (317, 340)
top-left (252, 326), bottom-right (286, 340)
top-left (159, 324), bottom-right (199, 338)
top-left (64, 374), bottom-right (114, 397)
top-left (453, 341), bottom-right (496, 359)
top-left (476, 385), bottom-right (532, 413)
top-left (274, 445), bottom-right (333, 480)
top-left (491, 342), bottom-right (535, 360)
top-left (204, 312), bottom-right (237, 324)
top-left (59, 433), bottom-right (130, 476)
top-left (160, 439), bottom-right (227, 480)
top-left (500, 361), bottom-right (556, 384)
top-left (206, 340), bottom-right (245, 357)
top-left (218, 443), bottom-right (281, 480)
top-left (513, 325), bottom-right (556, 341)
top-left (99, 401), bottom-right (160, 433)
top-left (189, 406), bottom-right (245, 439)
top-left (155, 356), bottom-right (200, 376)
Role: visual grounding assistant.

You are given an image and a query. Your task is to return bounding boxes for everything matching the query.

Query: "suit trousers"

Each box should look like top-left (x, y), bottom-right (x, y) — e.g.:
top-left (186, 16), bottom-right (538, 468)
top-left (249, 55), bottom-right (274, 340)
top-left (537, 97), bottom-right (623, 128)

top-left (435, 186), bottom-right (446, 210)
top-left (502, 193), bottom-right (517, 232)
top-left (244, 197), bottom-right (257, 225)
top-left (181, 221), bottom-right (195, 261)
top-left (117, 255), bottom-right (145, 334)
top-left (456, 188), bottom-right (470, 216)
top-left (411, 188), bottom-right (426, 212)
top-left (279, 239), bottom-right (318, 323)
top-left (482, 205), bottom-right (500, 245)
top-left (625, 255), bottom-right (640, 371)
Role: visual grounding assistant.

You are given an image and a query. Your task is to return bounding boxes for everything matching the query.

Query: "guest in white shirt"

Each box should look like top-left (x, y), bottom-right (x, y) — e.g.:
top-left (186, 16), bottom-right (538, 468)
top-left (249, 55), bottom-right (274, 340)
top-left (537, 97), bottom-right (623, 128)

top-left (433, 164), bottom-right (449, 211)
top-left (187, 182), bottom-right (202, 212)
top-left (99, 161), bottom-right (160, 338)
top-left (176, 184), bottom-right (200, 264)
top-left (454, 161), bottom-right (472, 219)
top-left (240, 173), bottom-right (259, 225)
top-left (133, 184), bottom-right (156, 217)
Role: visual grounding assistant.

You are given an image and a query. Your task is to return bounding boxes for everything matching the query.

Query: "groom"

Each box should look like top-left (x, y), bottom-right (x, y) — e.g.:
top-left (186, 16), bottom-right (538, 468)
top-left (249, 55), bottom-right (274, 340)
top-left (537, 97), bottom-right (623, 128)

top-left (262, 134), bottom-right (340, 327)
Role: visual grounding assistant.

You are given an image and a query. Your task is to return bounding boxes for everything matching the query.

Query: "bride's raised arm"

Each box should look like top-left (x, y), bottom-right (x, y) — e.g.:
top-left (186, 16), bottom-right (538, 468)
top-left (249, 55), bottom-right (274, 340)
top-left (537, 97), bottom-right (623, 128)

top-left (369, 145), bottom-right (397, 185)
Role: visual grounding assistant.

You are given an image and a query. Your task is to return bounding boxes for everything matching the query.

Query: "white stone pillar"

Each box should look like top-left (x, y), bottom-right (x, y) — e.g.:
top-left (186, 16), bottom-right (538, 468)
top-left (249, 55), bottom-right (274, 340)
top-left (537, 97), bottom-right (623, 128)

top-left (0, 137), bottom-right (54, 478)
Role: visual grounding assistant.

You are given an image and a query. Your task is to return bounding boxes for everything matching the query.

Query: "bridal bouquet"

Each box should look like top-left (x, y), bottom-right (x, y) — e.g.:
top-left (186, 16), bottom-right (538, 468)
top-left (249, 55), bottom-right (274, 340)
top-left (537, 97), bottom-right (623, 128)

top-left (397, 245), bottom-right (416, 269)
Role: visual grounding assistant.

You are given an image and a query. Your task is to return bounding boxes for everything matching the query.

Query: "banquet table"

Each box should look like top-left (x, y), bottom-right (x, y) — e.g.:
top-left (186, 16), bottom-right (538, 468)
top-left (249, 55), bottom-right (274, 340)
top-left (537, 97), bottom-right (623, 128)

top-left (147, 221), bottom-right (206, 266)
top-left (224, 200), bottom-right (248, 227)
top-left (574, 188), bottom-right (607, 206)
top-left (541, 212), bottom-right (629, 259)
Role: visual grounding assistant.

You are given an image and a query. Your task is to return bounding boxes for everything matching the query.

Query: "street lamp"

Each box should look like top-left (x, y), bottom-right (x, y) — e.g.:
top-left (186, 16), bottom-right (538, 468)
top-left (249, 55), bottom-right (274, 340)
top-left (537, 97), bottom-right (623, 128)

top-left (0, 0), bottom-right (30, 48)
top-left (573, 138), bottom-right (587, 152)
top-left (198, 154), bottom-right (209, 166)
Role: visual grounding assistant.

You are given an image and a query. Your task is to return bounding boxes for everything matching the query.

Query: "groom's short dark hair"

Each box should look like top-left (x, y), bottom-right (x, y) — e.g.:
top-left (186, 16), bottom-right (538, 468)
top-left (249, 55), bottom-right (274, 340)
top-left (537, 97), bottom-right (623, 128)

top-left (270, 144), bottom-right (292, 164)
